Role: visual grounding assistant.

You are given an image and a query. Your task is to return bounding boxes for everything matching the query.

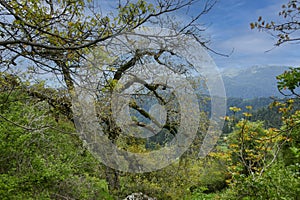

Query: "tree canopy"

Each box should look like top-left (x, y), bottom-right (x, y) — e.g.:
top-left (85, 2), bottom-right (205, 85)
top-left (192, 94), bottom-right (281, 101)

top-left (0, 0), bottom-right (220, 195)
top-left (0, 0), bottom-right (215, 81)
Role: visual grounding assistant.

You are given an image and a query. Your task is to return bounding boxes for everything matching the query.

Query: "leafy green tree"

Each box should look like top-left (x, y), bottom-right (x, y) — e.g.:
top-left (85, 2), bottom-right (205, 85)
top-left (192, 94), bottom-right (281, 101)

top-left (213, 120), bottom-right (286, 181)
top-left (219, 162), bottom-right (300, 200)
top-left (212, 102), bottom-right (300, 199)
top-left (276, 67), bottom-right (300, 97)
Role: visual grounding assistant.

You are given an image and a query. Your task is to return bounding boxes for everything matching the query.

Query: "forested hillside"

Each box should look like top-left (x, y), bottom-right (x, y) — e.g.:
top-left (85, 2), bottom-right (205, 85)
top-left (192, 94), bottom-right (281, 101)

top-left (1, 72), bottom-right (299, 199)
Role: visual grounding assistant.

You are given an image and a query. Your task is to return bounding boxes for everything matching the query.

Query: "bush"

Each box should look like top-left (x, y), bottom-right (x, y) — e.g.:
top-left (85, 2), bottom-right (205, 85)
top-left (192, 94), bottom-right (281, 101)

top-left (0, 90), bottom-right (113, 199)
top-left (219, 163), bottom-right (300, 200)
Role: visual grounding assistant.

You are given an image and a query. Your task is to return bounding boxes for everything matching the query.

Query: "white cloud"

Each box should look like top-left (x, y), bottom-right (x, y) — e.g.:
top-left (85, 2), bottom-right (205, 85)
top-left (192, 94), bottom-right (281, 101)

top-left (218, 33), bottom-right (275, 54)
top-left (209, 29), bottom-right (300, 68)
top-left (204, 0), bottom-right (300, 68)
top-left (255, 1), bottom-right (286, 21)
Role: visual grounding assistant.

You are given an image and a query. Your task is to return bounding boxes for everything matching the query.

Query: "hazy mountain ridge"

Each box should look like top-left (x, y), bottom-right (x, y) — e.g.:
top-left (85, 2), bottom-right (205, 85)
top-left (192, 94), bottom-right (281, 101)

top-left (220, 65), bottom-right (291, 98)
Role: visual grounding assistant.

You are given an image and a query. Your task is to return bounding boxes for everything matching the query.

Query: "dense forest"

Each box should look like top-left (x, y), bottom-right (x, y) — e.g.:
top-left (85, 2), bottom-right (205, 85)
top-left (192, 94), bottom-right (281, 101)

top-left (1, 0), bottom-right (300, 199)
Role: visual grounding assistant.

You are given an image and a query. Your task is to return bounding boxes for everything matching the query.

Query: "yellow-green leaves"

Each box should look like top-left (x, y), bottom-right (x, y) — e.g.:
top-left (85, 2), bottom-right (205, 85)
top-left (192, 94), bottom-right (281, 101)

top-left (229, 106), bottom-right (241, 113)
top-left (118, 0), bottom-right (155, 25)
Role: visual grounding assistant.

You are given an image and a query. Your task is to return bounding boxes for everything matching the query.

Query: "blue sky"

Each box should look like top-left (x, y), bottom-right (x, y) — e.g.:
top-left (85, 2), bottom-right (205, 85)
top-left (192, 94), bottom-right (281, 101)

top-left (100, 0), bottom-right (299, 69)
top-left (198, 0), bottom-right (300, 68)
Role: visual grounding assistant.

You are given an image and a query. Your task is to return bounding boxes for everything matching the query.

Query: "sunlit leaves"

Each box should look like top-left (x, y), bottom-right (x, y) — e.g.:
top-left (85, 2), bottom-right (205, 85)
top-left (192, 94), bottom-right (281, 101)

top-left (212, 105), bottom-right (288, 186)
top-left (276, 67), bottom-right (300, 96)
top-left (117, 0), bottom-right (155, 25)
top-left (229, 106), bottom-right (241, 113)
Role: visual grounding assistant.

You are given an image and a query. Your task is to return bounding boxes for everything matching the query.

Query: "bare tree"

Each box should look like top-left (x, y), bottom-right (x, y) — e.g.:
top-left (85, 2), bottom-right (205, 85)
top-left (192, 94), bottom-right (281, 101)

top-left (0, 0), bottom-right (218, 191)
top-left (251, 0), bottom-right (300, 46)
top-left (0, 0), bottom-right (215, 90)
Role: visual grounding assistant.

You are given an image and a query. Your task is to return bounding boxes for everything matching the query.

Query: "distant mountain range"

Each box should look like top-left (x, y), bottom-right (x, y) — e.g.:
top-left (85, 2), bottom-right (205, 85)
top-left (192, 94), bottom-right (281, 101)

top-left (220, 65), bottom-right (291, 99)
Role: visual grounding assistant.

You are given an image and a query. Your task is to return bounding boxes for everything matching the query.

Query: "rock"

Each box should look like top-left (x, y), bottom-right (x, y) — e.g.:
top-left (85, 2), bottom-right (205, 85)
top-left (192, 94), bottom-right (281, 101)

top-left (123, 192), bottom-right (157, 200)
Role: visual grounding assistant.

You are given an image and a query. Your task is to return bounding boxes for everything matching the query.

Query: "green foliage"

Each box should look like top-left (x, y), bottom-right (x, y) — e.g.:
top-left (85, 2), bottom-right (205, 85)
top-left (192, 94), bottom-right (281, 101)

top-left (276, 101), bottom-right (300, 166)
top-left (221, 119), bottom-right (286, 179)
top-left (118, 158), bottom-right (227, 200)
top-left (118, 0), bottom-right (155, 25)
top-left (250, 106), bottom-right (283, 129)
top-left (277, 67), bottom-right (300, 96)
top-left (190, 187), bottom-right (220, 200)
top-left (1, 78), bottom-right (300, 199)
top-left (212, 98), bottom-right (300, 199)
top-left (0, 87), bottom-right (112, 199)
top-left (226, 97), bottom-right (274, 114)
top-left (219, 163), bottom-right (300, 200)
